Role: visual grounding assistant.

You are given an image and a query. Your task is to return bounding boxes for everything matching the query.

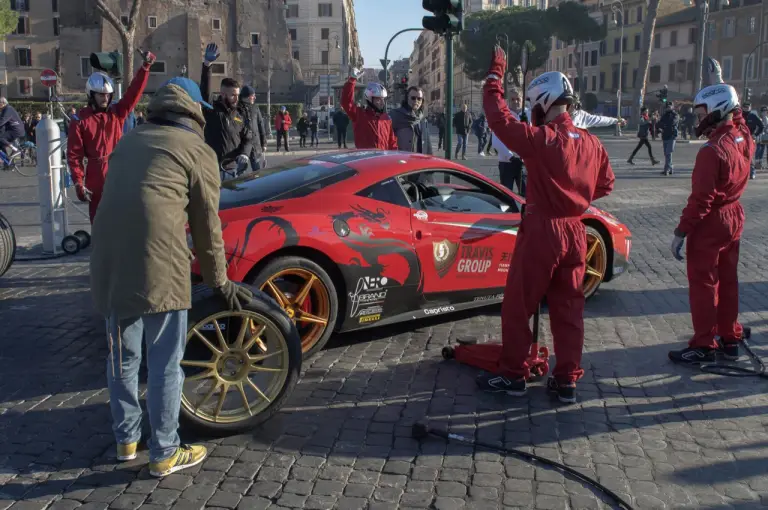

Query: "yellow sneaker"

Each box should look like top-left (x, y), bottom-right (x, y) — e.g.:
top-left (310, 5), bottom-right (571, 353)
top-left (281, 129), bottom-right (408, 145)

top-left (149, 444), bottom-right (207, 478)
top-left (116, 442), bottom-right (138, 461)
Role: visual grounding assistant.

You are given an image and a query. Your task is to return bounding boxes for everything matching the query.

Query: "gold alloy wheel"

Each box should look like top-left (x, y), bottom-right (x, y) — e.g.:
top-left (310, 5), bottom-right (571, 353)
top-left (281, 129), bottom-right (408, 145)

top-left (259, 268), bottom-right (331, 353)
top-left (180, 311), bottom-right (290, 424)
top-left (583, 230), bottom-right (607, 298)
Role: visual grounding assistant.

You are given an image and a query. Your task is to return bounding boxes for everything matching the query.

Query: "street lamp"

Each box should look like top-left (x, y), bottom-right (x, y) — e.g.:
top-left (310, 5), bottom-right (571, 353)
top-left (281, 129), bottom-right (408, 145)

top-left (325, 32), bottom-right (340, 140)
top-left (611, 0), bottom-right (624, 136)
top-left (743, 40), bottom-right (768, 97)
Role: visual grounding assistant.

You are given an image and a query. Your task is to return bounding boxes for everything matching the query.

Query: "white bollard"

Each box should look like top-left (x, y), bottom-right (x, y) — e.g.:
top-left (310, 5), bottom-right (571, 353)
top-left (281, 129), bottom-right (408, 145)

top-left (36, 116), bottom-right (67, 254)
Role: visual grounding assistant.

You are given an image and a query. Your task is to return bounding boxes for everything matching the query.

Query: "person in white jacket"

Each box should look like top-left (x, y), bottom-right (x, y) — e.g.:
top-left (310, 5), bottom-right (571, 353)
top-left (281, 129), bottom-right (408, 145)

top-left (570, 96), bottom-right (627, 130)
top-left (493, 87), bottom-right (528, 195)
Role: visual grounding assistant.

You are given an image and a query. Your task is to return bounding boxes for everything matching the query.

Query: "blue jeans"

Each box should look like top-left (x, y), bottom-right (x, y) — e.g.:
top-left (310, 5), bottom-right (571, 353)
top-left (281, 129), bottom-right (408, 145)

top-left (755, 144), bottom-right (765, 167)
top-left (663, 139), bottom-right (675, 170)
top-left (455, 134), bottom-right (467, 157)
top-left (106, 310), bottom-right (187, 463)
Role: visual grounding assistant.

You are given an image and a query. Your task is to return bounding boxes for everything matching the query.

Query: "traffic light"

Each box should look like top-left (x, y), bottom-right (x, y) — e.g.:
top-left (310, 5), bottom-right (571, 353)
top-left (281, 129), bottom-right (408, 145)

top-left (90, 51), bottom-right (123, 78)
top-left (422, 0), bottom-right (463, 34)
top-left (400, 76), bottom-right (408, 87)
top-left (746, 87), bottom-right (752, 102)
top-left (656, 85), bottom-right (668, 103)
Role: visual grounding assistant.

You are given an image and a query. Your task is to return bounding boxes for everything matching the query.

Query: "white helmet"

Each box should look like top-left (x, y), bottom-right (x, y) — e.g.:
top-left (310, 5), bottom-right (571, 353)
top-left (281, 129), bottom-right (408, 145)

top-left (693, 83), bottom-right (739, 136)
top-left (86, 72), bottom-right (115, 95)
top-left (526, 71), bottom-right (574, 124)
top-left (364, 82), bottom-right (387, 102)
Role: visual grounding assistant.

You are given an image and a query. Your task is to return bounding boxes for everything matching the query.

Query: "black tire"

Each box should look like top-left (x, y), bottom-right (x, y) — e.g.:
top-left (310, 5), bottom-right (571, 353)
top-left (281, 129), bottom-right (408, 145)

top-left (0, 212), bottom-right (16, 278)
top-left (583, 226), bottom-right (608, 301)
top-left (249, 256), bottom-right (339, 360)
top-left (74, 230), bottom-right (91, 249)
top-left (442, 347), bottom-right (454, 360)
top-left (180, 284), bottom-right (302, 436)
top-left (61, 235), bottom-right (81, 255)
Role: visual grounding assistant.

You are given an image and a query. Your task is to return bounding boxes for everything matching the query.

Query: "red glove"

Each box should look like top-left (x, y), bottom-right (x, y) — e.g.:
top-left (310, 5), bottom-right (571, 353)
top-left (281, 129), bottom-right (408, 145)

top-left (142, 51), bottom-right (157, 68)
top-left (487, 45), bottom-right (507, 81)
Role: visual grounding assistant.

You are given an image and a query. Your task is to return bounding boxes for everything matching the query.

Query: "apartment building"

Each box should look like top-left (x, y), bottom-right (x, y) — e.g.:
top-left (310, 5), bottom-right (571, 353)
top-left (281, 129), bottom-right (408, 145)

top-left (285, 0), bottom-right (362, 106)
top-left (1, 0), bottom-right (61, 99)
top-left (704, 0), bottom-right (762, 94)
top-left (410, 30), bottom-right (448, 114)
top-left (649, 7), bottom-right (699, 98)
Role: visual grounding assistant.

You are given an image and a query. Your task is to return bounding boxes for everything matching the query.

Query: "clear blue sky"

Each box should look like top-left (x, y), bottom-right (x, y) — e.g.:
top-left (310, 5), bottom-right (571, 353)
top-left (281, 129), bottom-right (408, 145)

top-left (355, 1), bottom-right (426, 69)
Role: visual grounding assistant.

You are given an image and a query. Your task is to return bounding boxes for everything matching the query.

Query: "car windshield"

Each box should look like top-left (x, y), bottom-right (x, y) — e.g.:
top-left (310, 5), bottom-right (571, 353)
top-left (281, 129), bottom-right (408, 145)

top-left (219, 162), bottom-right (357, 210)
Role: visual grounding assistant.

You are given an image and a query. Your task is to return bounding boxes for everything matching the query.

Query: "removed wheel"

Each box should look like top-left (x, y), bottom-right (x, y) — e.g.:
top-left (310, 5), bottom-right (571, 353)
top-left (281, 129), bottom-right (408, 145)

top-left (583, 226), bottom-right (608, 300)
top-left (180, 285), bottom-right (302, 436)
top-left (250, 256), bottom-right (338, 359)
top-left (74, 230), bottom-right (91, 249)
top-left (0, 212), bottom-right (16, 278)
top-left (61, 235), bottom-right (81, 255)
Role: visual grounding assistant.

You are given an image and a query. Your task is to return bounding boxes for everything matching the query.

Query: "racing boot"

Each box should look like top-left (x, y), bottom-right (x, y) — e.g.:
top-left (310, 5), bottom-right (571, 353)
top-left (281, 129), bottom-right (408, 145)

top-left (476, 373), bottom-right (526, 396)
top-left (718, 326), bottom-right (751, 361)
top-left (546, 377), bottom-right (576, 404)
top-left (668, 346), bottom-right (716, 365)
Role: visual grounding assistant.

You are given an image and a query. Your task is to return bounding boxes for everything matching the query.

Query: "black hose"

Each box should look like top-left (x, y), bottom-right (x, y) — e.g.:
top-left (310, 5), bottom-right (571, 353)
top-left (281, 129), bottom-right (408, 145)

top-left (412, 422), bottom-right (634, 510)
top-left (700, 328), bottom-right (767, 378)
top-left (14, 253), bottom-right (68, 261)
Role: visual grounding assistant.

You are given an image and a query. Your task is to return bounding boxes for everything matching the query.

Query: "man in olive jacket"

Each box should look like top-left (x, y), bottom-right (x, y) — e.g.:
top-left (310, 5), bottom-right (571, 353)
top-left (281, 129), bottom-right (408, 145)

top-left (90, 78), bottom-right (252, 478)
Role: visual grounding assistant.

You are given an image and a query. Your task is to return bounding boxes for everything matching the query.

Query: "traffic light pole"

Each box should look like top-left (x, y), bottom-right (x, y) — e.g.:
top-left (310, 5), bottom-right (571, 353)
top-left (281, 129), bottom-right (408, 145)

top-left (445, 33), bottom-right (453, 161)
top-left (383, 28), bottom-right (424, 89)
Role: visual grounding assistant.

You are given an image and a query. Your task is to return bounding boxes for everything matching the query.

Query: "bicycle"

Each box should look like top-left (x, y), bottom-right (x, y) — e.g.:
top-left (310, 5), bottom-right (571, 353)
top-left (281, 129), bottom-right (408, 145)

top-left (0, 142), bottom-right (36, 177)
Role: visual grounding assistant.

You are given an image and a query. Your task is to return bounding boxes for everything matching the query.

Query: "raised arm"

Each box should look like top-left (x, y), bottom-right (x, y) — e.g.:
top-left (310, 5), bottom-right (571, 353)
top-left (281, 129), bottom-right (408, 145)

top-left (341, 77), bottom-right (359, 122)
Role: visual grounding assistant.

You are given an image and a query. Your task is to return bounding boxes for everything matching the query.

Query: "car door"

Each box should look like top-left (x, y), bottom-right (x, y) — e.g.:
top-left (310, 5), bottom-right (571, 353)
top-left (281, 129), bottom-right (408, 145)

top-left (400, 169), bottom-right (522, 302)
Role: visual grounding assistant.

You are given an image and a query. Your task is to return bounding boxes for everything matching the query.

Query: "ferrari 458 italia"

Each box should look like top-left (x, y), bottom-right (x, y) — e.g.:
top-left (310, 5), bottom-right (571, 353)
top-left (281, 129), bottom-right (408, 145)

top-left (192, 151), bottom-right (632, 358)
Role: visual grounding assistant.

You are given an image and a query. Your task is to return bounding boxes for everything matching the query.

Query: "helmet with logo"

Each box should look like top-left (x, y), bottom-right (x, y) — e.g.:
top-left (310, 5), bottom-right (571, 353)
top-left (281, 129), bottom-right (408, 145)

top-left (693, 83), bottom-right (739, 137)
top-left (86, 72), bottom-right (115, 96)
top-left (364, 82), bottom-right (388, 112)
top-left (526, 71), bottom-right (574, 126)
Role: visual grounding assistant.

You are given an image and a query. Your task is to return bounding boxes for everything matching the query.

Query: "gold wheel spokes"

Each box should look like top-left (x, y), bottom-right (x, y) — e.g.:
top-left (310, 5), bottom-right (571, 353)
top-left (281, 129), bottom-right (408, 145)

top-left (258, 267), bottom-right (332, 353)
top-left (583, 231), bottom-right (607, 297)
top-left (586, 238), bottom-right (600, 260)
top-left (181, 310), bottom-right (290, 424)
top-left (585, 266), bottom-right (603, 278)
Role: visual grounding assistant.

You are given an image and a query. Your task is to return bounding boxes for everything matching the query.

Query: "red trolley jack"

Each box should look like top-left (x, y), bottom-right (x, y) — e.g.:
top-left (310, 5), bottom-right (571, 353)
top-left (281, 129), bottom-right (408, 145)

top-left (441, 303), bottom-right (550, 380)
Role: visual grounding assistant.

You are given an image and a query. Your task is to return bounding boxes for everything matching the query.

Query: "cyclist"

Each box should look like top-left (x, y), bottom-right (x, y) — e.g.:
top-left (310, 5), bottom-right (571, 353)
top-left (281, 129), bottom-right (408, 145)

top-left (0, 97), bottom-right (26, 160)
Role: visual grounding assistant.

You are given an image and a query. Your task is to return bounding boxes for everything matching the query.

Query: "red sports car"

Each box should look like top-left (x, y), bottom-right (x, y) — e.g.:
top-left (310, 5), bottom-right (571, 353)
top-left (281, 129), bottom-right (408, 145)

top-left (192, 151), bottom-right (631, 358)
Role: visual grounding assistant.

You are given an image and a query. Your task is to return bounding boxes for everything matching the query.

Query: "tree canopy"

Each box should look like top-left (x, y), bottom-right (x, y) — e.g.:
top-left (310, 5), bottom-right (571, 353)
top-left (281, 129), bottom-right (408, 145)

top-left (456, 5), bottom-right (603, 82)
top-left (0, 3), bottom-right (19, 40)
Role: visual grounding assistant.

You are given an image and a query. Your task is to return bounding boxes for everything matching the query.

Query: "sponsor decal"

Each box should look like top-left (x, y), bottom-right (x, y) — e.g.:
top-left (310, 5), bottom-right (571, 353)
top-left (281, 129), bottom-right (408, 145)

top-left (424, 305), bottom-right (455, 315)
top-left (414, 210), bottom-right (428, 221)
top-left (433, 239), bottom-right (459, 277)
top-left (261, 205), bottom-right (283, 213)
top-left (355, 305), bottom-right (383, 317)
top-left (200, 322), bottom-right (226, 331)
top-left (349, 276), bottom-right (389, 318)
top-left (701, 86), bottom-right (726, 99)
top-left (473, 293), bottom-right (504, 302)
top-left (613, 265), bottom-right (624, 275)
top-left (498, 251), bottom-right (512, 273)
top-left (456, 245), bottom-right (494, 275)
top-left (359, 314), bottom-right (381, 324)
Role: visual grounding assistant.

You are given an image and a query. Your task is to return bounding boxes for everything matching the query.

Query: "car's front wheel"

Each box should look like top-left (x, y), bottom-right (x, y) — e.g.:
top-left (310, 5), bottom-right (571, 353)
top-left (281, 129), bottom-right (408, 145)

top-left (0, 212), bottom-right (16, 278)
top-left (250, 256), bottom-right (338, 359)
top-left (583, 226), bottom-right (608, 300)
top-left (179, 285), bottom-right (302, 436)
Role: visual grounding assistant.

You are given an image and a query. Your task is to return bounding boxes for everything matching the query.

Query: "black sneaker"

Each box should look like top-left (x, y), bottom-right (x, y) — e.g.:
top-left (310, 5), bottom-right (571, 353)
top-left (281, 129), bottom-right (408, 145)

top-left (627, 159), bottom-right (635, 165)
top-left (668, 346), bottom-right (716, 364)
top-left (546, 377), bottom-right (577, 404)
top-left (476, 373), bottom-right (526, 396)
top-left (717, 340), bottom-right (739, 361)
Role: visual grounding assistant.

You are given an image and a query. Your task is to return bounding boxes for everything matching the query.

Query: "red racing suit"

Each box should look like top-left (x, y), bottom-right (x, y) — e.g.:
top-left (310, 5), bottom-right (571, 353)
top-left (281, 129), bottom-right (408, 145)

top-left (67, 65), bottom-right (150, 223)
top-left (676, 110), bottom-right (752, 349)
top-left (457, 77), bottom-right (615, 384)
top-left (341, 78), bottom-right (398, 150)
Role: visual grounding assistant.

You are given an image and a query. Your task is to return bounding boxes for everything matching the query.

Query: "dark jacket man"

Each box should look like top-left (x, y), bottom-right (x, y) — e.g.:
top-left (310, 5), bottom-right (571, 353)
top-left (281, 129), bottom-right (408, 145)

top-left (743, 106), bottom-right (764, 138)
top-left (200, 64), bottom-right (252, 163)
top-left (333, 109), bottom-right (350, 131)
top-left (237, 85), bottom-right (267, 160)
top-left (659, 108), bottom-right (679, 141)
top-left (452, 110), bottom-right (472, 135)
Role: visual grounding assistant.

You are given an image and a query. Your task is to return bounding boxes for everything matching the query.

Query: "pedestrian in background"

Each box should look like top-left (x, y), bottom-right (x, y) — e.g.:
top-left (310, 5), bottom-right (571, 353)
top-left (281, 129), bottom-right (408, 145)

top-left (237, 85), bottom-right (267, 172)
top-left (659, 102), bottom-right (679, 175)
top-left (742, 102), bottom-right (764, 179)
top-left (452, 104), bottom-right (472, 160)
top-left (390, 86), bottom-right (432, 154)
top-left (627, 107), bottom-right (659, 166)
top-left (332, 107), bottom-right (349, 149)
top-left (90, 77), bottom-right (253, 478)
top-left (755, 106), bottom-right (768, 177)
top-left (650, 111), bottom-right (659, 141)
top-left (436, 112), bottom-right (445, 150)
top-left (274, 106), bottom-right (291, 152)
top-left (472, 113), bottom-right (488, 156)
top-left (681, 106), bottom-right (696, 140)
top-left (297, 112), bottom-right (309, 148)
top-left (310, 112), bottom-right (319, 147)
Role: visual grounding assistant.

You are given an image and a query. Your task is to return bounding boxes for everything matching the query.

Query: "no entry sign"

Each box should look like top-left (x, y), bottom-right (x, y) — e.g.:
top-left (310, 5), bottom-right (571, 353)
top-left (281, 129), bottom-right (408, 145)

top-left (40, 69), bottom-right (58, 87)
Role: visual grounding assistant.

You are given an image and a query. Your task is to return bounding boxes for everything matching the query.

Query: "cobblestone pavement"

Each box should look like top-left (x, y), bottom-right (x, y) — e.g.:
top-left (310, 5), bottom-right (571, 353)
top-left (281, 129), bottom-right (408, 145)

top-left (2, 137), bottom-right (768, 510)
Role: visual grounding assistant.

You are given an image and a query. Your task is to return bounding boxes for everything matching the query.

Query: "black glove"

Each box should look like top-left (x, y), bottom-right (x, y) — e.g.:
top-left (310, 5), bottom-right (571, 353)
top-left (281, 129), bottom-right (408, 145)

top-left (215, 280), bottom-right (253, 311)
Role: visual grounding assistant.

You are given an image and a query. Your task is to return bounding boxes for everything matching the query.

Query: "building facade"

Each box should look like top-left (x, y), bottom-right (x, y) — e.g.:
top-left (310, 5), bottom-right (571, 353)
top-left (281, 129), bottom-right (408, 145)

top-left (649, 7), bottom-right (699, 99)
top-left (285, 0), bottom-right (361, 106)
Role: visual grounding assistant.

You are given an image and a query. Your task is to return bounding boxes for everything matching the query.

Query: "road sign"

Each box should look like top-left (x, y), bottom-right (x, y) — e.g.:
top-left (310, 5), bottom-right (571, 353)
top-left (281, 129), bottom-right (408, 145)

top-left (380, 59), bottom-right (390, 69)
top-left (40, 69), bottom-right (58, 87)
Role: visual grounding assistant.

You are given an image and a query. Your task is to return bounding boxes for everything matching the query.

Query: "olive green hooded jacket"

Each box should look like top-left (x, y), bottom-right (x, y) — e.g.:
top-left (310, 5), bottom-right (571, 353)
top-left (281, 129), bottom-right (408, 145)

top-left (90, 83), bottom-right (228, 319)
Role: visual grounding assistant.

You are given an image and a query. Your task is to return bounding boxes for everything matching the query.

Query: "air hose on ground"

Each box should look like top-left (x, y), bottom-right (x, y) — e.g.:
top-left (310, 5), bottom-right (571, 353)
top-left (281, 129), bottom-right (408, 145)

top-left (700, 327), bottom-right (768, 378)
top-left (411, 422), bottom-right (635, 510)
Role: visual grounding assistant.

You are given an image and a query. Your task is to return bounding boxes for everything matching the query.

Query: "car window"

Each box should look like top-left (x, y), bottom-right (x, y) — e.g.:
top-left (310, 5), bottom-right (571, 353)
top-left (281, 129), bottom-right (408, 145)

top-left (219, 162), bottom-right (357, 210)
top-left (398, 170), bottom-right (519, 215)
top-left (357, 178), bottom-right (410, 207)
